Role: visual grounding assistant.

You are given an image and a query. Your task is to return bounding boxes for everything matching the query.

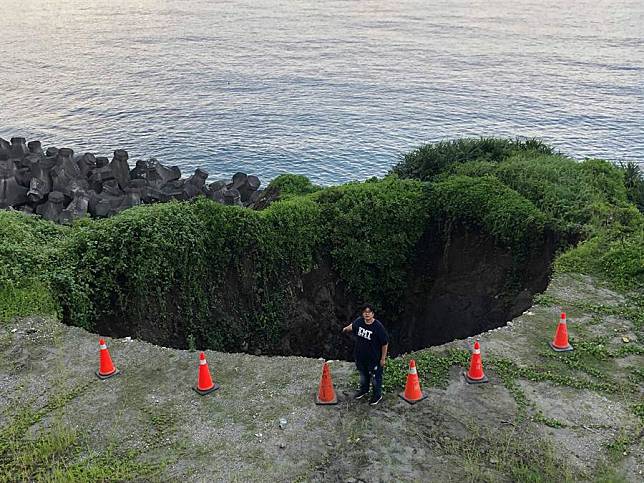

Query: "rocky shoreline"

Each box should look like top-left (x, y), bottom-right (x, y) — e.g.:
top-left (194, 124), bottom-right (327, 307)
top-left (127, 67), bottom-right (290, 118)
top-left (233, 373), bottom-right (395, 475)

top-left (0, 136), bottom-right (263, 223)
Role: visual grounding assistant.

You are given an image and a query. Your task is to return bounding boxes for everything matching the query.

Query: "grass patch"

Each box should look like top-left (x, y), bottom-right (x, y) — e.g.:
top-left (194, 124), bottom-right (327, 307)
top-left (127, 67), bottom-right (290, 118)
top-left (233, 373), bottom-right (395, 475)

top-left (381, 348), bottom-right (470, 393)
top-left (486, 349), bottom-right (632, 424)
top-left (444, 422), bottom-right (575, 482)
top-left (0, 384), bottom-right (160, 482)
top-left (532, 293), bottom-right (644, 332)
top-left (0, 280), bottom-right (59, 322)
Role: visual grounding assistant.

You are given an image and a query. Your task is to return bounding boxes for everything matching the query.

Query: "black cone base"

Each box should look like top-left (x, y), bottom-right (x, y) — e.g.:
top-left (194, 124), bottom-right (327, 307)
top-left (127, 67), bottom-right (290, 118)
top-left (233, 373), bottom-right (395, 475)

top-left (95, 369), bottom-right (120, 380)
top-left (464, 372), bottom-right (489, 384)
top-left (193, 383), bottom-right (220, 396)
top-left (549, 341), bottom-right (573, 352)
top-left (398, 391), bottom-right (428, 405)
top-left (315, 394), bottom-right (338, 405)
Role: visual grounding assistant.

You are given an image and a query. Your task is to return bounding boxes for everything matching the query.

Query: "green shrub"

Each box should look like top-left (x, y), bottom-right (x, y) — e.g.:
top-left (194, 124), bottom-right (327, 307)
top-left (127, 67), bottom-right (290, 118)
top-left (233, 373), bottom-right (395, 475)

top-left (620, 161), bottom-right (644, 212)
top-left (556, 211), bottom-right (644, 291)
top-left (579, 158), bottom-right (629, 205)
top-left (0, 211), bottom-right (65, 321)
top-left (266, 174), bottom-right (320, 198)
top-left (312, 177), bottom-right (429, 308)
top-left (447, 160), bottom-right (498, 178)
top-left (390, 137), bottom-right (554, 181)
top-left (0, 279), bottom-right (59, 321)
top-left (428, 175), bottom-right (547, 249)
top-left (484, 155), bottom-right (627, 234)
top-left (427, 151), bottom-right (631, 237)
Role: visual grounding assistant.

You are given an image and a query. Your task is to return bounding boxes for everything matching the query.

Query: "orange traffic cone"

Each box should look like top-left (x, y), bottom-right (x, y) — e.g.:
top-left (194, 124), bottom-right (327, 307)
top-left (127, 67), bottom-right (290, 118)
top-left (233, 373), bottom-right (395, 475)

top-left (550, 312), bottom-right (573, 352)
top-left (315, 362), bottom-right (338, 405)
top-left (399, 359), bottom-right (427, 404)
top-left (193, 352), bottom-right (220, 395)
top-left (96, 338), bottom-right (119, 379)
top-left (464, 340), bottom-right (489, 384)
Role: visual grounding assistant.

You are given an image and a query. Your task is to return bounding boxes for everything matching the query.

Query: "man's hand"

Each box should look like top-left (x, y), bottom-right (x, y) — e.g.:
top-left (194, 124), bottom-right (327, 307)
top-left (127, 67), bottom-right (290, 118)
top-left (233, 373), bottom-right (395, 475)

top-left (341, 323), bottom-right (352, 334)
top-left (380, 343), bottom-right (388, 368)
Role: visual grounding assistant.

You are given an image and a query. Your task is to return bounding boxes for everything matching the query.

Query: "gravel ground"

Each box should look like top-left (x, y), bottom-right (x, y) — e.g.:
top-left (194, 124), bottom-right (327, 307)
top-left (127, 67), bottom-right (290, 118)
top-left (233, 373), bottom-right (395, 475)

top-left (0, 273), bottom-right (642, 482)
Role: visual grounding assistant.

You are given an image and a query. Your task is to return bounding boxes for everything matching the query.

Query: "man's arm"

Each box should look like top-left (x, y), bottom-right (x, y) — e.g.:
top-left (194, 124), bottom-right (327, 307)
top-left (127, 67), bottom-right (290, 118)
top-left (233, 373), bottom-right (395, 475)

top-left (341, 322), bottom-right (353, 334)
top-left (380, 343), bottom-right (388, 366)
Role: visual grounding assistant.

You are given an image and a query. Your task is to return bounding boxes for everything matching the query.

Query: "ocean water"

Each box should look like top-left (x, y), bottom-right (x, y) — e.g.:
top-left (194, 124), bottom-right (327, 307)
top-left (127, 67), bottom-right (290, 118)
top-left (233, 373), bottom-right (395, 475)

top-left (1, 0), bottom-right (642, 185)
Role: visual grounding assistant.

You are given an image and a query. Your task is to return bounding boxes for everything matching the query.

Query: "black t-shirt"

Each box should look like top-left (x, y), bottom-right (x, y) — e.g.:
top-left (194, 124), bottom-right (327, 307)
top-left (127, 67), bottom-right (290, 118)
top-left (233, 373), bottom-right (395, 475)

top-left (352, 317), bottom-right (389, 364)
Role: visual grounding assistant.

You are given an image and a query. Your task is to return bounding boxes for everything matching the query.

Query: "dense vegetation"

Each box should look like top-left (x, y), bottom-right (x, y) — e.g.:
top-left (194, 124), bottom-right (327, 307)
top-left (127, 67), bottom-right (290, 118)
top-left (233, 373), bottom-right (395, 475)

top-left (0, 213), bottom-right (63, 320)
top-left (1, 138), bottom-right (642, 352)
top-left (393, 138), bottom-right (643, 291)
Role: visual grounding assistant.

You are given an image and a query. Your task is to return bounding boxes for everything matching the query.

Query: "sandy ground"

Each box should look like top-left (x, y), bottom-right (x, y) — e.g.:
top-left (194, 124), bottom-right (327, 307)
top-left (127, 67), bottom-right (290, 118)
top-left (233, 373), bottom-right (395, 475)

top-left (0, 273), bottom-right (642, 482)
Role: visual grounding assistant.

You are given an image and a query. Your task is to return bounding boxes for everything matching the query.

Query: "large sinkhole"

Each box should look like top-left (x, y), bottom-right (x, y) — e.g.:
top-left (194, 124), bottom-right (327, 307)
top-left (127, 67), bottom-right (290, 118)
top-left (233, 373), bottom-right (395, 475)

top-left (85, 222), bottom-right (558, 361)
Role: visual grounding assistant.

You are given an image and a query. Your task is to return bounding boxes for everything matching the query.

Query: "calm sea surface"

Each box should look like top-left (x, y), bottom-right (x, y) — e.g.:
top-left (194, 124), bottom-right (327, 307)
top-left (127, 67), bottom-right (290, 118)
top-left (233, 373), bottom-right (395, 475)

top-left (1, 0), bottom-right (642, 184)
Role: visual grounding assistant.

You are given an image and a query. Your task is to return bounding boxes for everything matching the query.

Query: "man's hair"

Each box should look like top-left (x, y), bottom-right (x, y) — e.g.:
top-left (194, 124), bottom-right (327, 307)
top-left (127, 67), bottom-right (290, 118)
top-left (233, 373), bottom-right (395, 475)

top-left (361, 303), bottom-right (375, 313)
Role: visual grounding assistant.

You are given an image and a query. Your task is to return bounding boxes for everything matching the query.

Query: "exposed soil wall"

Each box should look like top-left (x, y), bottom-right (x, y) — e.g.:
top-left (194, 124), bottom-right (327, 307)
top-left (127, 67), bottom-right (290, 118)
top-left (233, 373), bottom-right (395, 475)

top-left (396, 222), bottom-right (557, 352)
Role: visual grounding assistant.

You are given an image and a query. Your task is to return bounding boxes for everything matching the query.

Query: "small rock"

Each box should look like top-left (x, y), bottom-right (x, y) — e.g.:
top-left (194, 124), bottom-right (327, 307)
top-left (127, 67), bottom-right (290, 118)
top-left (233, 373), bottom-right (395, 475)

top-left (622, 336), bottom-right (630, 343)
top-left (25, 328), bottom-right (37, 334)
top-left (526, 311), bottom-right (535, 316)
top-left (278, 442), bottom-right (286, 449)
top-left (11, 328), bottom-right (17, 333)
top-left (125, 336), bottom-right (132, 342)
top-left (326, 442), bottom-right (333, 447)
top-left (489, 457), bottom-right (499, 464)
top-left (279, 418), bottom-right (287, 429)
top-left (507, 321), bottom-right (514, 327)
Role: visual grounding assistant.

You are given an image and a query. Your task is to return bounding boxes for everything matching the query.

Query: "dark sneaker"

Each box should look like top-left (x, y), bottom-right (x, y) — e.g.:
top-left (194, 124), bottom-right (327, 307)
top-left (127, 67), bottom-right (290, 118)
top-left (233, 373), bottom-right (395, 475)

top-left (369, 395), bottom-right (383, 406)
top-left (353, 390), bottom-right (369, 400)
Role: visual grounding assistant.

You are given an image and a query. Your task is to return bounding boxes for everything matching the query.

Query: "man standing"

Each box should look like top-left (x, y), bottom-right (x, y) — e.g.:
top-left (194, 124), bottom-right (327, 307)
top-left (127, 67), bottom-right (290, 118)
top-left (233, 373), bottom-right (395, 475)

top-left (342, 304), bottom-right (389, 406)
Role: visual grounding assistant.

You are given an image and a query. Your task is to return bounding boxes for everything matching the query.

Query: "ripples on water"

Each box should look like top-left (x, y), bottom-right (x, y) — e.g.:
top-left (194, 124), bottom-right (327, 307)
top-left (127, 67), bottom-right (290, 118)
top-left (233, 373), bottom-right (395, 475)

top-left (1, 0), bottom-right (642, 184)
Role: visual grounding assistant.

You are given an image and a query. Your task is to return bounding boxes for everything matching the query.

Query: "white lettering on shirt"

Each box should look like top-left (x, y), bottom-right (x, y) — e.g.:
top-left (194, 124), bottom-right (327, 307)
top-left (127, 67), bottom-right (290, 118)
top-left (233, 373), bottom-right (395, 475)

top-left (358, 327), bottom-right (373, 340)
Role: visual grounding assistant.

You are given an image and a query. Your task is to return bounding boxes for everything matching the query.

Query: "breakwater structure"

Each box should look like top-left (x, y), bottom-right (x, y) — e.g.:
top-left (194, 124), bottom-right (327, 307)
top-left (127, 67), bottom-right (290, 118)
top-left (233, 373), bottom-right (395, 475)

top-left (0, 136), bottom-right (262, 223)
